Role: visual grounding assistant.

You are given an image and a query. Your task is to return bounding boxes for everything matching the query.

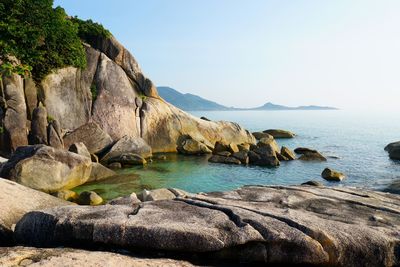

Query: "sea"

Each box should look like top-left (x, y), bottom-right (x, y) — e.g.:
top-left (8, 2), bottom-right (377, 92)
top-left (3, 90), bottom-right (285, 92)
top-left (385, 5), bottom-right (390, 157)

top-left (74, 110), bottom-right (400, 201)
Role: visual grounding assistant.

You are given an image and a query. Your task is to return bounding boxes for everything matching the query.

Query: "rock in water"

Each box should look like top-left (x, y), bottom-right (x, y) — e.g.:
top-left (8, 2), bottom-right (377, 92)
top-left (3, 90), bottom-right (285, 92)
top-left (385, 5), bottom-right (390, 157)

top-left (385, 141), bottom-right (400, 160)
top-left (263, 129), bottom-right (295, 138)
top-left (299, 152), bottom-right (327, 161)
top-left (384, 141), bottom-right (400, 152)
top-left (232, 151), bottom-right (249, 164)
top-left (63, 122), bottom-right (113, 154)
top-left (77, 191), bottom-right (103, 206)
top-left (257, 137), bottom-right (280, 153)
top-left (208, 155), bottom-right (242, 165)
top-left (281, 146), bottom-right (296, 160)
top-left (88, 163), bottom-right (116, 182)
top-left (252, 132), bottom-right (273, 140)
top-left (0, 178), bottom-right (70, 245)
top-left (321, 168), bottom-right (345, 181)
top-left (14, 186), bottom-right (400, 266)
top-left (0, 145), bottom-right (92, 192)
top-left (301, 180), bottom-right (324, 186)
top-left (101, 136), bottom-right (152, 163)
top-left (177, 136), bottom-right (212, 155)
top-left (294, 147), bottom-right (318, 154)
top-left (252, 145), bottom-right (280, 167)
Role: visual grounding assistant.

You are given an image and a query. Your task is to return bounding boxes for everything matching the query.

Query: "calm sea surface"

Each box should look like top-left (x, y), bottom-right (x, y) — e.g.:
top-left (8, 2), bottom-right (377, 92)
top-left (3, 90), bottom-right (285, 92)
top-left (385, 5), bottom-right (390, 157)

top-left (75, 110), bottom-right (400, 200)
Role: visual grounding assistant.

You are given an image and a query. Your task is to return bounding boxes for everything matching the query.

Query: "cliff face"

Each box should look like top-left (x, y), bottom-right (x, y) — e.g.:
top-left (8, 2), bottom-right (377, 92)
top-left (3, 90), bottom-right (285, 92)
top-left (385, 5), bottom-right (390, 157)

top-left (0, 36), bottom-right (255, 156)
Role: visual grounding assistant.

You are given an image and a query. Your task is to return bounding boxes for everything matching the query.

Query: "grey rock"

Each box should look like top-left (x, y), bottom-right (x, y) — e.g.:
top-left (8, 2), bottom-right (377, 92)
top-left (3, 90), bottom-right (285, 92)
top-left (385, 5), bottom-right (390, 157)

top-left (108, 162), bottom-right (122, 169)
top-left (47, 120), bottom-right (64, 149)
top-left (14, 186), bottom-right (400, 266)
top-left (23, 77), bottom-right (38, 120)
top-left (108, 153), bottom-right (147, 166)
top-left (108, 193), bottom-right (141, 205)
top-left (301, 180), bottom-right (324, 186)
top-left (0, 178), bottom-right (70, 245)
top-left (138, 188), bottom-right (176, 202)
top-left (0, 247), bottom-right (195, 267)
top-left (69, 142), bottom-right (91, 159)
top-left (294, 147), bottom-right (318, 154)
top-left (299, 152), bottom-right (327, 161)
top-left (263, 129), bottom-right (295, 138)
top-left (101, 136), bottom-right (152, 163)
top-left (177, 136), bottom-right (212, 155)
top-left (252, 145), bottom-right (280, 167)
top-left (252, 132), bottom-right (273, 140)
top-left (216, 151), bottom-right (231, 157)
top-left (30, 106), bottom-right (48, 145)
top-left (63, 122), bottom-right (113, 154)
top-left (88, 163), bottom-right (116, 182)
top-left (232, 151), bottom-right (249, 164)
top-left (385, 141), bottom-right (400, 153)
top-left (208, 155), bottom-right (241, 165)
top-left (276, 152), bottom-right (289, 161)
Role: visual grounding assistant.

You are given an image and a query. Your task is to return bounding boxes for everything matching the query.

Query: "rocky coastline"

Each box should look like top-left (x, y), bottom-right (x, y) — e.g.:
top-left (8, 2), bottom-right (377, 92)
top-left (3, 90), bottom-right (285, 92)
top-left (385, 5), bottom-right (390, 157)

top-left (1, 19), bottom-right (400, 267)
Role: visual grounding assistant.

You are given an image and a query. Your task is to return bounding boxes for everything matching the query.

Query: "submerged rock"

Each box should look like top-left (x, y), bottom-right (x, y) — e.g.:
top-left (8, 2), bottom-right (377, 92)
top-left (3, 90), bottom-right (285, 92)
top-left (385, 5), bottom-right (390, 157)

top-left (301, 180), bottom-right (324, 186)
top-left (263, 129), bottom-right (295, 138)
top-left (14, 185), bottom-right (400, 266)
top-left (252, 145), bottom-right (280, 167)
top-left (321, 168), bottom-right (345, 181)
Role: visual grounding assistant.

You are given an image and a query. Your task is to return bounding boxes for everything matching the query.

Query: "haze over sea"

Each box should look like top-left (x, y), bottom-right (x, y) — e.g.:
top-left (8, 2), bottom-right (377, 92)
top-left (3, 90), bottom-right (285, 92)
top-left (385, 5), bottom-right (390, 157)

top-left (76, 109), bottom-right (400, 200)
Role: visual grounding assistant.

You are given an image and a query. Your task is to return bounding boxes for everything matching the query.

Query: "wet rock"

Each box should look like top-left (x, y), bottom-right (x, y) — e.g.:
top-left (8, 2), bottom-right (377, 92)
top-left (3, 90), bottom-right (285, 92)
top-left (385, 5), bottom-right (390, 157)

top-left (108, 153), bottom-right (147, 166)
top-left (281, 146), bottom-right (296, 160)
top-left (232, 151), bottom-right (249, 164)
top-left (0, 145), bottom-right (92, 193)
top-left (63, 122), bottom-right (113, 154)
top-left (385, 141), bottom-right (400, 153)
top-left (14, 186), bottom-right (400, 266)
top-left (321, 168), bottom-right (345, 181)
top-left (252, 132), bottom-right (273, 140)
top-left (53, 189), bottom-right (79, 202)
top-left (208, 155), bottom-right (241, 165)
top-left (276, 152), bottom-right (289, 161)
top-left (301, 180), bottom-right (324, 186)
top-left (177, 136), bottom-right (212, 155)
top-left (77, 191), bottom-right (103, 206)
top-left (298, 152), bottom-right (327, 161)
top-left (263, 129), bottom-right (295, 138)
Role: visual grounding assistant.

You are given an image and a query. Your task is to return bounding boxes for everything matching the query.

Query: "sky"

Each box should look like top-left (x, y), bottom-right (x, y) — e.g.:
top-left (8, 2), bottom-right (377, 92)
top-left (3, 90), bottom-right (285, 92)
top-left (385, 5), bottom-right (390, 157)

top-left (54, 0), bottom-right (400, 111)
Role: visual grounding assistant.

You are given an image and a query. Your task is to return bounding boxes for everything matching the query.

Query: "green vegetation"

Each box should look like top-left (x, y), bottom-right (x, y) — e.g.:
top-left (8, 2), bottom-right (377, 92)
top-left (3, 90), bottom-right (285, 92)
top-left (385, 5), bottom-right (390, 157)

top-left (0, 0), bottom-right (111, 81)
top-left (47, 115), bottom-right (55, 123)
top-left (90, 84), bottom-right (98, 102)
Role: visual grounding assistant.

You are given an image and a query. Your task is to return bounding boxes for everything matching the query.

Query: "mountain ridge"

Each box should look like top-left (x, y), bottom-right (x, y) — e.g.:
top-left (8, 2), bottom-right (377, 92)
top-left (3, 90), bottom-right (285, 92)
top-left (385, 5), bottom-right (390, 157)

top-left (158, 86), bottom-right (338, 111)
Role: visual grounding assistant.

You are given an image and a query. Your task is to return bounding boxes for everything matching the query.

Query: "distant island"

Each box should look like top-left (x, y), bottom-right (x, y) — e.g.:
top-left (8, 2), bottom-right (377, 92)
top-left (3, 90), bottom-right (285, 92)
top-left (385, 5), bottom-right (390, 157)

top-left (158, 86), bottom-right (338, 111)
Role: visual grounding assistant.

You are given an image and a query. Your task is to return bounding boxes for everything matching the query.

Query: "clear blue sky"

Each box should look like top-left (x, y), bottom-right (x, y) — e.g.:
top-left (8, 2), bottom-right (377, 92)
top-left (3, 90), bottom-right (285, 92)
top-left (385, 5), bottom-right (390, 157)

top-left (55, 0), bottom-right (400, 111)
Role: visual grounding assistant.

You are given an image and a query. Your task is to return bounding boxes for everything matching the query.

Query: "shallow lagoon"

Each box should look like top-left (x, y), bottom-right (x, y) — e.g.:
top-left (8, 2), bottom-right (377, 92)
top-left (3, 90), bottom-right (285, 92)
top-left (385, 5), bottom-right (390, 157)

top-left (75, 110), bottom-right (400, 200)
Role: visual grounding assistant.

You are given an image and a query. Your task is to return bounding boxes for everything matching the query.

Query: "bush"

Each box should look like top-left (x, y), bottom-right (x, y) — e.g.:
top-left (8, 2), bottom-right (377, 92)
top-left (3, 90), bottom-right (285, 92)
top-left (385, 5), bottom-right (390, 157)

top-left (70, 17), bottom-right (111, 45)
top-left (0, 0), bottom-right (86, 80)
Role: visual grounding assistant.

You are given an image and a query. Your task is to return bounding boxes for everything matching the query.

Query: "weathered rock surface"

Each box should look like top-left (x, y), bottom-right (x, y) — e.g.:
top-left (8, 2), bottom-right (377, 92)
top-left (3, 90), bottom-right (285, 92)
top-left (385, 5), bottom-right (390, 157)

top-left (385, 141), bottom-right (400, 160)
top-left (101, 136), bottom-right (152, 163)
top-left (0, 247), bottom-right (195, 267)
top-left (47, 120), bottom-right (64, 149)
top-left (108, 192), bottom-right (141, 205)
top-left (2, 73), bottom-right (28, 152)
top-left (0, 178), bottom-right (70, 245)
top-left (281, 146), bottom-right (296, 160)
top-left (321, 168), bottom-right (345, 181)
top-left (138, 188), bottom-right (177, 202)
top-left (88, 163), bottom-right (116, 182)
top-left (177, 136), bottom-right (212, 155)
top-left (263, 129), bottom-right (295, 138)
top-left (68, 142), bottom-right (91, 159)
top-left (23, 77), bottom-right (38, 120)
top-left (15, 185), bottom-right (400, 266)
top-left (140, 98), bottom-right (255, 153)
top-left (63, 122), bottom-right (113, 154)
top-left (0, 145), bottom-right (92, 192)
top-left (30, 106), bottom-right (48, 145)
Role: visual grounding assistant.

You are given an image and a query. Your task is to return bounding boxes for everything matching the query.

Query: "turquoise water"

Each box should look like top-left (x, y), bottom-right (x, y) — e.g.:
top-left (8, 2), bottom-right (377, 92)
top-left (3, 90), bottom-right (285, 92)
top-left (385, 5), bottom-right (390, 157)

top-left (75, 110), bottom-right (400, 200)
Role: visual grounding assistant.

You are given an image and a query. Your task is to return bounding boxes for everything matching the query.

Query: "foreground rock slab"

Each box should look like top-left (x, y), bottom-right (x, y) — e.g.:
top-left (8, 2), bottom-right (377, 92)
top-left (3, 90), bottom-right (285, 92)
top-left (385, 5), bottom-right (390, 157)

top-left (0, 247), bottom-right (195, 267)
top-left (15, 185), bottom-right (400, 266)
top-left (0, 178), bottom-right (70, 245)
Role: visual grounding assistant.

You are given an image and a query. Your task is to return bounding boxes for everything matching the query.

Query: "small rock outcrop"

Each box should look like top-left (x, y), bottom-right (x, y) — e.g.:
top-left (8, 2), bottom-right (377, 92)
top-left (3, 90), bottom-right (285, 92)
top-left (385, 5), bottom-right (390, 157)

top-left (14, 186), bottom-right (400, 266)
top-left (252, 132), bottom-right (273, 140)
top-left (107, 153), bottom-right (147, 166)
top-left (263, 129), bottom-right (295, 138)
top-left (385, 141), bottom-right (400, 160)
top-left (208, 155), bottom-right (241, 165)
top-left (321, 168), bottom-right (345, 181)
top-left (0, 178), bottom-right (70, 245)
top-left (280, 146), bottom-right (296, 160)
top-left (295, 147), bottom-right (327, 161)
top-left (0, 145), bottom-right (92, 192)
top-left (101, 136), bottom-right (152, 163)
top-left (77, 191), bottom-right (103, 206)
top-left (177, 136), bottom-right (212, 155)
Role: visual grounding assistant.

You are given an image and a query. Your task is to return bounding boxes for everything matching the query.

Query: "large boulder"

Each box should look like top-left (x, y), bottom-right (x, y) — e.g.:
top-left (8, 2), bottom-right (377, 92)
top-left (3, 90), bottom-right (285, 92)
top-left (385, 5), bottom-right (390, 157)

top-left (321, 168), bottom-right (345, 181)
top-left (0, 145), bottom-right (92, 193)
top-left (263, 129), bottom-right (295, 138)
top-left (252, 145), bottom-right (280, 167)
top-left (140, 98), bottom-right (255, 153)
top-left (2, 73), bottom-right (28, 152)
top-left (0, 247), bottom-right (194, 267)
top-left (14, 186), bottom-right (400, 266)
top-left (0, 178), bottom-right (70, 245)
top-left (101, 136), bottom-right (152, 163)
top-left (63, 122), bottom-right (113, 154)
